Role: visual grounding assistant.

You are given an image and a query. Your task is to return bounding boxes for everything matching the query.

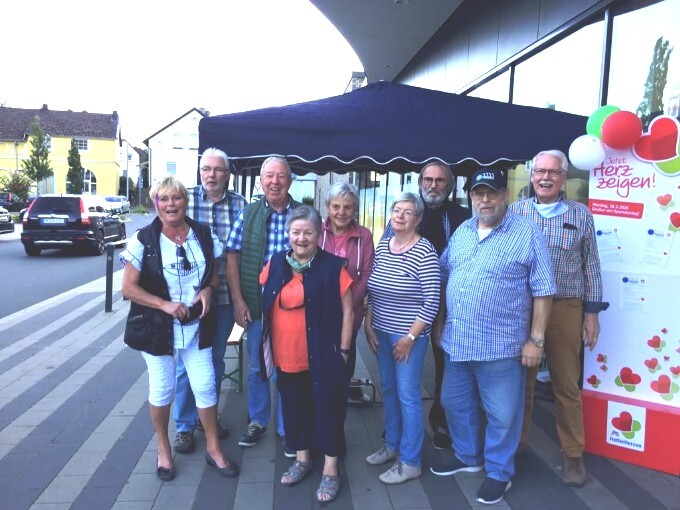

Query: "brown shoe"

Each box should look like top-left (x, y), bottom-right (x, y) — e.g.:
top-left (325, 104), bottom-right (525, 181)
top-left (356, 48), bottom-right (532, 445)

top-left (562, 456), bottom-right (587, 487)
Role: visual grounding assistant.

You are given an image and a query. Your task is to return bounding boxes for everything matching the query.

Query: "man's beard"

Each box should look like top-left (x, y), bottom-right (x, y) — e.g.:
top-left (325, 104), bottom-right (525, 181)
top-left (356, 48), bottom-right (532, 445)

top-left (420, 186), bottom-right (447, 207)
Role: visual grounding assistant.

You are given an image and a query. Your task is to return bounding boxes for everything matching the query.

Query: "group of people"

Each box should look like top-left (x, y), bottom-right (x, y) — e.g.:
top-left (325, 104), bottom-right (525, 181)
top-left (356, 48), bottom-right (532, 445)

top-left (119, 147), bottom-right (606, 506)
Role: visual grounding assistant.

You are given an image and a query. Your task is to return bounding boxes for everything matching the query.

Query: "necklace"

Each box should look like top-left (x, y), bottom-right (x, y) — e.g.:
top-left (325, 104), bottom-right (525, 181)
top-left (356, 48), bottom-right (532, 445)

top-left (391, 235), bottom-right (417, 253)
top-left (164, 224), bottom-right (189, 244)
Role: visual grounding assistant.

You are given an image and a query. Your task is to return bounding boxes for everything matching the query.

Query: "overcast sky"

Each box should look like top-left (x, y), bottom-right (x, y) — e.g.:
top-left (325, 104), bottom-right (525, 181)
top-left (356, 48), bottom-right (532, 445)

top-left (1, 0), bottom-right (363, 146)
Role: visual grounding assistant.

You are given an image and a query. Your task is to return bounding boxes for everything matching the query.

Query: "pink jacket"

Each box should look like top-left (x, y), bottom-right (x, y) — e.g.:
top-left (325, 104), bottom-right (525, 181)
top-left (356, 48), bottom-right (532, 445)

top-left (319, 218), bottom-right (375, 333)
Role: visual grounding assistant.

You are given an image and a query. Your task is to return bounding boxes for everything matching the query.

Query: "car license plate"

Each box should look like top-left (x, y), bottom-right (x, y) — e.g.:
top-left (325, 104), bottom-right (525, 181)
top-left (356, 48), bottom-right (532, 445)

top-left (41, 218), bottom-right (66, 225)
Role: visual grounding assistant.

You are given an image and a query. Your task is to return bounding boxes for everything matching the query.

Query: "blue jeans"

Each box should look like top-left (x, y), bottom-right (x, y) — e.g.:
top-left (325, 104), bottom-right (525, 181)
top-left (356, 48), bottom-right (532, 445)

top-left (246, 318), bottom-right (284, 436)
top-left (174, 304), bottom-right (234, 433)
top-left (441, 357), bottom-right (526, 482)
top-left (376, 329), bottom-right (429, 467)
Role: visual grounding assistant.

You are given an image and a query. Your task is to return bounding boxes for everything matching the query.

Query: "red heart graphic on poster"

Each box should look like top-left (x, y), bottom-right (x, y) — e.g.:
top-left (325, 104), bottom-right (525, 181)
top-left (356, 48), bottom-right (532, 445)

top-left (620, 367), bottom-right (641, 385)
top-left (647, 335), bottom-right (661, 348)
top-left (671, 366), bottom-right (680, 376)
top-left (644, 358), bottom-right (659, 369)
top-left (671, 212), bottom-right (680, 229)
top-left (651, 375), bottom-right (671, 394)
top-left (612, 411), bottom-right (633, 432)
top-left (634, 117), bottom-right (679, 161)
top-left (587, 375), bottom-right (597, 385)
top-left (596, 353), bottom-right (606, 362)
top-left (657, 194), bottom-right (672, 206)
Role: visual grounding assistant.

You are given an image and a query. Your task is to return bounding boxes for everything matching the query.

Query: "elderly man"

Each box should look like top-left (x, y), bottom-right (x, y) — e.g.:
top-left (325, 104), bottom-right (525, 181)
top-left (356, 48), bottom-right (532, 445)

top-left (173, 148), bottom-right (246, 454)
top-left (383, 161), bottom-right (470, 449)
top-left (226, 157), bottom-right (302, 451)
top-left (510, 150), bottom-right (607, 487)
top-left (433, 168), bottom-right (555, 505)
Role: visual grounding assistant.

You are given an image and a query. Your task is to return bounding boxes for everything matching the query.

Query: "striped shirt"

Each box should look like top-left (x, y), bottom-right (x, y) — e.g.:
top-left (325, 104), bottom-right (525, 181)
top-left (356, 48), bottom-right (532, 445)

top-left (188, 186), bottom-right (247, 305)
top-left (367, 237), bottom-right (440, 335)
top-left (508, 196), bottom-right (604, 312)
top-left (440, 211), bottom-right (555, 361)
top-left (225, 199), bottom-right (293, 265)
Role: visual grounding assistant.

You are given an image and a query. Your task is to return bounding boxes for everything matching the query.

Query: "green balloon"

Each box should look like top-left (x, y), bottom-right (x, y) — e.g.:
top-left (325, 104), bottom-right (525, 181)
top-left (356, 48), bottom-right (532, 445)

top-left (586, 105), bottom-right (620, 138)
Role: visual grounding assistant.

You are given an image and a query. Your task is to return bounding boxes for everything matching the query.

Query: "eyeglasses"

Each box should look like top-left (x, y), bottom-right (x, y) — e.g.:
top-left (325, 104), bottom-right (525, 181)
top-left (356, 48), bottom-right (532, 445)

top-left (532, 168), bottom-right (563, 177)
top-left (470, 189), bottom-right (501, 200)
top-left (200, 166), bottom-right (228, 173)
top-left (278, 291), bottom-right (305, 311)
top-left (176, 245), bottom-right (192, 271)
top-left (421, 177), bottom-right (447, 187)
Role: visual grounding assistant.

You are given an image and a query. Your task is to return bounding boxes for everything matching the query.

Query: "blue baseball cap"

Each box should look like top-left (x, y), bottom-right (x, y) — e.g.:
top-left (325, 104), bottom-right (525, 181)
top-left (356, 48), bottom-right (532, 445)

top-left (470, 169), bottom-right (507, 191)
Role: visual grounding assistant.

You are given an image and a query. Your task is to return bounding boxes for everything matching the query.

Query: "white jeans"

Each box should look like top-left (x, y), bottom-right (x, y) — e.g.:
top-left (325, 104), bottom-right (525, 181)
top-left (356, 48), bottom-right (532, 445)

top-left (141, 346), bottom-right (216, 408)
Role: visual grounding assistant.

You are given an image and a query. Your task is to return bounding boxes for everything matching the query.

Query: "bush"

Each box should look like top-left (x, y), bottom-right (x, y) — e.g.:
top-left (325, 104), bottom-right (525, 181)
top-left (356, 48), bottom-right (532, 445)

top-left (0, 172), bottom-right (32, 202)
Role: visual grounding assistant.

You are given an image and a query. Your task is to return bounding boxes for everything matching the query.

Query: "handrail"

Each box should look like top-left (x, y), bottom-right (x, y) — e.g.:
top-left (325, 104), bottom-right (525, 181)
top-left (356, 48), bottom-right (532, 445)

top-left (105, 240), bottom-right (129, 312)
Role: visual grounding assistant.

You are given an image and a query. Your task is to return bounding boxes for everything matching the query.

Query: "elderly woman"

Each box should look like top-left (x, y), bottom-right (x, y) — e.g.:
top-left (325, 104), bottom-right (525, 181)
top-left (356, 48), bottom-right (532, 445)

top-left (365, 192), bottom-right (440, 485)
top-left (121, 176), bottom-right (238, 481)
top-left (320, 182), bottom-right (374, 399)
top-left (259, 205), bottom-right (354, 503)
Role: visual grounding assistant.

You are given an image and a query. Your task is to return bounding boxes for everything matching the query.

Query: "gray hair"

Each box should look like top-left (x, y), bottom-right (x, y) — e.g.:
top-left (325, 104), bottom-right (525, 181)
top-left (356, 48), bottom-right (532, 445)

top-left (285, 205), bottom-right (322, 234)
top-left (150, 176), bottom-right (188, 205)
top-left (391, 192), bottom-right (424, 218)
top-left (325, 182), bottom-right (360, 211)
top-left (260, 156), bottom-right (292, 177)
top-left (419, 161), bottom-right (455, 196)
top-left (200, 148), bottom-right (229, 169)
top-left (532, 150), bottom-right (568, 172)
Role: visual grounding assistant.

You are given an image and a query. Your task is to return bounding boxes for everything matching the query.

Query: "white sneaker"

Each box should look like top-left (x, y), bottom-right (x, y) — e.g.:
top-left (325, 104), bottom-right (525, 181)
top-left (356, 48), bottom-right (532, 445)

top-left (379, 461), bottom-right (422, 484)
top-left (366, 446), bottom-right (398, 466)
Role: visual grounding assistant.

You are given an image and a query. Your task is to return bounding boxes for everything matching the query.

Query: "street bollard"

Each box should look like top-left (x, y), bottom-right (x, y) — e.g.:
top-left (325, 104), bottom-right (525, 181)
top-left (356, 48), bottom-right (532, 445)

top-left (105, 243), bottom-right (115, 312)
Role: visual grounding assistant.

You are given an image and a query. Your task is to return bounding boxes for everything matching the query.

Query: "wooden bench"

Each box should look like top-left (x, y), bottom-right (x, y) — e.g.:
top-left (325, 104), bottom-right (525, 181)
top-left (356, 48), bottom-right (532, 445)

top-left (221, 324), bottom-right (245, 392)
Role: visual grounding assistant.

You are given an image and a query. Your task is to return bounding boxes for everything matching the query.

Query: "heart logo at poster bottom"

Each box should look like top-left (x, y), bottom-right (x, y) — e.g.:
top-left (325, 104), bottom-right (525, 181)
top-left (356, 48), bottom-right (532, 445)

top-left (620, 367), bottom-right (641, 385)
top-left (612, 411), bottom-right (633, 432)
top-left (634, 117), bottom-right (679, 161)
top-left (657, 194), bottom-right (672, 206)
top-left (651, 375), bottom-right (671, 394)
top-left (671, 212), bottom-right (680, 229)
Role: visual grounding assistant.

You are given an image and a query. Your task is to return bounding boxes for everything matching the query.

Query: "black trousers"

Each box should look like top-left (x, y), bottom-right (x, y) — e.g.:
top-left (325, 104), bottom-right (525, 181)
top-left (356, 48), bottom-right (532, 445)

top-left (428, 342), bottom-right (448, 431)
top-left (276, 368), bottom-right (348, 457)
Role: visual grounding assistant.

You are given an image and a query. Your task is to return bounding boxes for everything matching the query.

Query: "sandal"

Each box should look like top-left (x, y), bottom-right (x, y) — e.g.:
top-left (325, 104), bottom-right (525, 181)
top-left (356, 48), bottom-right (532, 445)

top-left (281, 460), bottom-right (312, 486)
top-left (316, 474), bottom-right (341, 502)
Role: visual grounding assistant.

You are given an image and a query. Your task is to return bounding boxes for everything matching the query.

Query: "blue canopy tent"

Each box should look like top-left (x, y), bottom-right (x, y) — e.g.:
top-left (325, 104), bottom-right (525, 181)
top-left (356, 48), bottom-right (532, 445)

top-left (198, 81), bottom-right (586, 177)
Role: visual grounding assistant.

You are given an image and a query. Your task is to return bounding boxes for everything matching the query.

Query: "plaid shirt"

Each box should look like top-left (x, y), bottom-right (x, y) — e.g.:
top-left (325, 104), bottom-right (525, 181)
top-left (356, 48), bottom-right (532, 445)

top-left (439, 211), bottom-right (555, 361)
top-left (225, 199), bottom-right (293, 265)
top-left (508, 195), bottom-right (605, 312)
top-left (188, 186), bottom-right (246, 305)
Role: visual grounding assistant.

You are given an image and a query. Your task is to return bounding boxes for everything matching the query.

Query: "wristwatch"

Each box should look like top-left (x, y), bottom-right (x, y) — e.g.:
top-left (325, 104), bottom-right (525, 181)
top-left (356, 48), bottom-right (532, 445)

top-left (530, 337), bottom-right (545, 348)
top-left (407, 333), bottom-right (416, 342)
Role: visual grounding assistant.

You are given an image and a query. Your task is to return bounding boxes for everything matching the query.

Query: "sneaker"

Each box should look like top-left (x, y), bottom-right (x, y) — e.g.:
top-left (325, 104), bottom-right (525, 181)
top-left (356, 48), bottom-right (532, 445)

top-left (197, 414), bottom-right (230, 439)
top-left (562, 455), bottom-right (587, 487)
top-left (348, 386), bottom-right (371, 405)
top-left (174, 431), bottom-right (195, 454)
top-left (282, 437), bottom-right (296, 458)
top-left (379, 461), bottom-right (421, 484)
top-left (366, 445), bottom-right (398, 466)
top-left (476, 477), bottom-right (512, 505)
top-left (432, 426), bottom-right (452, 450)
top-left (238, 423), bottom-right (266, 447)
top-left (430, 455), bottom-right (483, 476)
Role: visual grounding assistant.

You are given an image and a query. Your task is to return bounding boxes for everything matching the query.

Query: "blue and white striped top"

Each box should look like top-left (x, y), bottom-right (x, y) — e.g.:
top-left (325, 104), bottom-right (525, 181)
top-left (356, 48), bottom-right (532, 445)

top-left (367, 237), bottom-right (440, 335)
top-left (439, 211), bottom-right (555, 361)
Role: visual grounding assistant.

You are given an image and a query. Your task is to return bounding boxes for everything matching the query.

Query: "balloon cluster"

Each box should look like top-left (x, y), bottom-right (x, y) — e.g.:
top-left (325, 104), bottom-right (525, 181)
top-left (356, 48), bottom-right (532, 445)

top-left (569, 106), bottom-right (643, 170)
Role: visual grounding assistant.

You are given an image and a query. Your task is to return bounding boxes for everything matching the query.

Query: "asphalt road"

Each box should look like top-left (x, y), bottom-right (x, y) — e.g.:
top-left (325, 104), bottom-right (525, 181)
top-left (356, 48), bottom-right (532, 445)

top-left (0, 213), bottom-right (153, 319)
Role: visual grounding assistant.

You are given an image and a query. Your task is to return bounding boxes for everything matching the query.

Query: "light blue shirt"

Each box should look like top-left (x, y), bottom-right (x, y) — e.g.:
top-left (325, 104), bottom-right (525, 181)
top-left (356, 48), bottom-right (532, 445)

top-left (439, 211), bottom-right (555, 361)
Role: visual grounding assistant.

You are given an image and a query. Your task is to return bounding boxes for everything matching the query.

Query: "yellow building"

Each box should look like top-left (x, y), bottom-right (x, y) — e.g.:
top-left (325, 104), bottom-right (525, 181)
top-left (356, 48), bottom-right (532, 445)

top-left (0, 104), bottom-right (120, 196)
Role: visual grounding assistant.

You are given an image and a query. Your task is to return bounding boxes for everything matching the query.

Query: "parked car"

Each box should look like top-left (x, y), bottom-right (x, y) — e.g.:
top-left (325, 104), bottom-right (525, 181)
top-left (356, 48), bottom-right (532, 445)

top-left (0, 191), bottom-right (25, 212)
top-left (21, 194), bottom-right (126, 256)
top-left (0, 206), bottom-right (15, 234)
top-left (104, 195), bottom-right (131, 214)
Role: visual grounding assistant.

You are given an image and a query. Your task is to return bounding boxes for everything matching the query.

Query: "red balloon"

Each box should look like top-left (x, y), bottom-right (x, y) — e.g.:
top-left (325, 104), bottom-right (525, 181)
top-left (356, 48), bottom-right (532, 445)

top-left (601, 111), bottom-right (643, 149)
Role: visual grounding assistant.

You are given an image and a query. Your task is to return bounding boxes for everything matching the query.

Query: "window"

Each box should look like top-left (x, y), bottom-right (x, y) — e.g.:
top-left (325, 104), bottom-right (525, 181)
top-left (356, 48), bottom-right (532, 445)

top-left (608, 0), bottom-right (680, 125)
top-left (167, 162), bottom-right (176, 175)
top-left (173, 133), bottom-right (183, 148)
top-left (513, 21), bottom-right (604, 116)
top-left (468, 71), bottom-right (511, 103)
top-left (74, 138), bottom-right (88, 151)
top-left (190, 133), bottom-right (199, 149)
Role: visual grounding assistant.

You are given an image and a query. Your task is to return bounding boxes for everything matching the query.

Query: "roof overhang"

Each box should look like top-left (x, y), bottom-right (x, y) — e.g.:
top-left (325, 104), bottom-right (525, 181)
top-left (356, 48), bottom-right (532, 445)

top-left (311, 0), bottom-right (463, 82)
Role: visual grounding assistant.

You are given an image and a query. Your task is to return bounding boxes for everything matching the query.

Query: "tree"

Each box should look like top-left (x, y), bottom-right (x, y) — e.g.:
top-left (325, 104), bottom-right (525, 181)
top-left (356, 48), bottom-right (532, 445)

top-left (66, 139), bottom-right (84, 194)
top-left (21, 116), bottom-right (53, 193)
top-left (636, 37), bottom-right (673, 129)
top-left (0, 172), bottom-right (32, 201)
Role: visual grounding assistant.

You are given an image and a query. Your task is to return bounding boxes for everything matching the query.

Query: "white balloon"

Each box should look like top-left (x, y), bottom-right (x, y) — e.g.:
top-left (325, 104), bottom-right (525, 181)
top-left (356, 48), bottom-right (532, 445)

top-left (569, 135), bottom-right (606, 170)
